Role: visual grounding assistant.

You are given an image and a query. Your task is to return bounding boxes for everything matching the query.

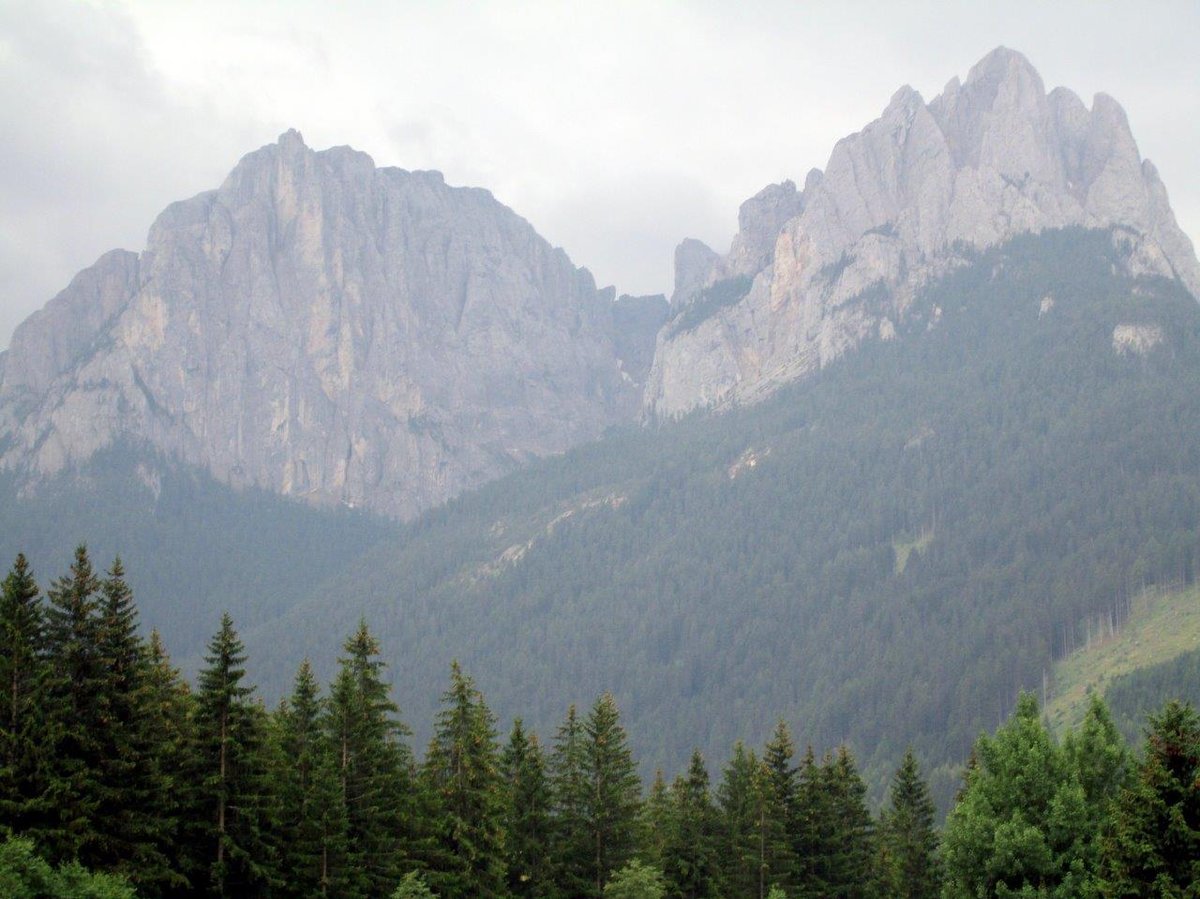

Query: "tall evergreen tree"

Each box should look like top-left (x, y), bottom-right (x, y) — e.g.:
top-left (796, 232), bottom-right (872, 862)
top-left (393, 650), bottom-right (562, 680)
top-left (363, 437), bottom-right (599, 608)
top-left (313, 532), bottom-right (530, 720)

top-left (41, 545), bottom-right (105, 864)
top-left (638, 770), bottom-right (674, 872)
top-left (716, 742), bottom-right (769, 899)
top-left (325, 620), bottom-right (413, 898)
top-left (583, 692), bottom-right (642, 893)
top-left (0, 554), bottom-right (50, 845)
top-left (818, 747), bottom-right (876, 899)
top-left (276, 659), bottom-right (349, 899)
top-left (760, 720), bottom-right (798, 895)
top-left (501, 718), bottom-right (554, 898)
top-left (1100, 700), bottom-right (1200, 895)
top-left (878, 748), bottom-right (938, 899)
top-left (550, 704), bottom-right (593, 897)
top-left (193, 613), bottom-right (278, 897)
top-left (661, 751), bottom-right (720, 899)
top-left (422, 660), bottom-right (507, 898)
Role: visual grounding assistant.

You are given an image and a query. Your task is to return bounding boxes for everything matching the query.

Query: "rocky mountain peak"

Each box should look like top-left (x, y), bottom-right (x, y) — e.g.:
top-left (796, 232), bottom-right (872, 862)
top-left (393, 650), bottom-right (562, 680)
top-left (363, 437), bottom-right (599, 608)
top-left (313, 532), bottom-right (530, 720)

top-left (646, 47), bottom-right (1200, 419)
top-left (0, 134), bottom-right (655, 519)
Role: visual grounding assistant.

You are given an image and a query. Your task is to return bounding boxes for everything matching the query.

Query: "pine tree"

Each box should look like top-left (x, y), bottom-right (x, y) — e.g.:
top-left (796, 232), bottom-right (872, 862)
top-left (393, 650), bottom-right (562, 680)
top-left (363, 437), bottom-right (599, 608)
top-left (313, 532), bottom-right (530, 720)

top-left (193, 613), bottom-right (278, 897)
top-left (325, 620), bottom-right (414, 897)
top-left (878, 749), bottom-right (938, 899)
top-left (584, 692), bottom-right (642, 893)
top-left (550, 704), bottom-right (593, 897)
top-left (661, 751), bottom-right (720, 899)
top-left (276, 659), bottom-right (350, 899)
top-left (501, 718), bottom-right (555, 897)
top-left (0, 554), bottom-right (50, 845)
top-left (41, 545), bottom-right (105, 864)
top-left (422, 660), bottom-right (507, 898)
top-left (1100, 700), bottom-right (1200, 894)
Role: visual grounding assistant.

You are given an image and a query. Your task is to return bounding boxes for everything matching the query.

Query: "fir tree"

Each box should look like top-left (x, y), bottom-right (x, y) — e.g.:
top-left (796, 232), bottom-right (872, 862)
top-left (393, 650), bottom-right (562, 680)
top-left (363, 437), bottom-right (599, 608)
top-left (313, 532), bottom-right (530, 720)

top-left (584, 692), bottom-right (642, 893)
top-left (325, 620), bottom-right (413, 897)
top-left (0, 554), bottom-right (50, 845)
top-left (193, 613), bottom-right (278, 897)
top-left (716, 741), bottom-right (768, 899)
top-left (501, 718), bottom-right (554, 898)
top-left (822, 747), bottom-right (876, 898)
top-left (760, 720), bottom-right (798, 895)
top-left (422, 660), bottom-right (507, 898)
top-left (878, 749), bottom-right (938, 899)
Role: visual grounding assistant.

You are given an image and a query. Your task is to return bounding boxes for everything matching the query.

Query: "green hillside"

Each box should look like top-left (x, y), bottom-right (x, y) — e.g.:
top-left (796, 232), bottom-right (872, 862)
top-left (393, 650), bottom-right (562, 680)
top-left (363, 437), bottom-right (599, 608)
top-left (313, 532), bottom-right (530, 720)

top-left (224, 227), bottom-right (1200, 805)
top-left (1046, 584), bottom-right (1200, 735)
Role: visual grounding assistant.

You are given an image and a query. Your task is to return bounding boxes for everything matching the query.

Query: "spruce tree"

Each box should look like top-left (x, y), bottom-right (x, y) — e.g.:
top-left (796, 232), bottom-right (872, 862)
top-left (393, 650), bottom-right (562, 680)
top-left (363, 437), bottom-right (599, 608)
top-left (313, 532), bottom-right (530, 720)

top-left (41, 545), bottom-right (105, 864)
top-left (716, 741), bottom-right (768, 899)
top-left (421, 660), bottom-right (507, 898)
top-left (760, 720), bottom-right (798, 894)
top-left (550, 704), bottom-right (593, 897)
top-left (584, 692), bottom-right (642, 893)
top-left (638, 770), bottom-right (674, 871)
top-left (878, 749), bottom-right (937, 899)
top-left (661, 751), bottom-right (720, 899)
top-left (193, 613), bottom-right (278, 897)
top-left (0, 554), bottom-right (50, 845)
top-left (501, 718), bottom-right (555, 897)
top-left (822, 747), bottom-right (876, 898)
top-left (325, 620), bottom-right (414, 897)
top-left (1100, 700), bottom-right (1200, 894)
top-left (276, 659), bottom-right (349, 899)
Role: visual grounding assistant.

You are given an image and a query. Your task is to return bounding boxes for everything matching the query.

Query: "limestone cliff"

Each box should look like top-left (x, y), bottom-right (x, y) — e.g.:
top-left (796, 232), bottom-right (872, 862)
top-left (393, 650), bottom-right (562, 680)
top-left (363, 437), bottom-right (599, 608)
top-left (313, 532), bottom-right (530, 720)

top-left (646, 47), bottom-right (1200, 417)
top-left (0, 131), bottom-right (649, 519)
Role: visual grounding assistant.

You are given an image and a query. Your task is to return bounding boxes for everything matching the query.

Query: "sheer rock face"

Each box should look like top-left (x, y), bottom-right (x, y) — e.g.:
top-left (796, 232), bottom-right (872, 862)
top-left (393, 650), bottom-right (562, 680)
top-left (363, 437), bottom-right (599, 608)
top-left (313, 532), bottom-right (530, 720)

top-left (0, 131), bottom-right (646, 519)
top-left (646, 47), bottom-right (1200, 418)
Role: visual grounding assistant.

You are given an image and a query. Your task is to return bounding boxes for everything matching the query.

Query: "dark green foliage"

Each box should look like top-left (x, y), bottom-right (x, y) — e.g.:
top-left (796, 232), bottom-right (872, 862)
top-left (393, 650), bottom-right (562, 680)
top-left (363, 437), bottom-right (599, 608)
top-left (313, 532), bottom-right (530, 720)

top-left (584, 692), bottom-right (643, 892)
top-left (501, 719), bottom-right (555, 897)
top-left (661, 751), bottom-right (721, 899)
top-left (0, 835), bottom-right (135, 898)
top-left (0, 555), bottom-right (49, 843)
top-left (326, 621), bottom-right (414, 897)
top-left (798, 747), bottom-right (876, 899)
top-left (421, 661), bottom-right (507, 898)
top-left (715, 741), bottom-right (768, 899)
top-left (666, 275), bottom-right (754, 336)
top-left (1104, 648), bottom-right (1200, 743)
top-left (222, 226), bottom-right (1200, 809)
top-left (550, 704), bottom-right (594, 897)
top-left (1099, 700), bottom-right (1200, 895)
top-left (760, 720), bottom-right (798, 894)
top-left (878, 749), bottom-right (939, 899)
top-left (193, 613), bottom-right (279, 897)
top-left (276, 660), bottom-right (349, 898)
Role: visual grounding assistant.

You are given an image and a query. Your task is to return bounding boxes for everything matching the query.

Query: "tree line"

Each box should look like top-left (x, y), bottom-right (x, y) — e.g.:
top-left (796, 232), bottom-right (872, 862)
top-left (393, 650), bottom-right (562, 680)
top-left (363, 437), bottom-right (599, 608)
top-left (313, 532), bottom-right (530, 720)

top-left (2, 548), bottom-right (1197, 897)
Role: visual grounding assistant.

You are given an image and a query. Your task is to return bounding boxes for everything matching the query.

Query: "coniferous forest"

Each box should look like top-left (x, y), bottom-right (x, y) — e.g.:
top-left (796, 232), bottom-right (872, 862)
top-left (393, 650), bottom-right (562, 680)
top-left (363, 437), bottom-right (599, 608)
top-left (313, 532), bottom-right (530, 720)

top-left (2, 548), bottom-right (1198, 897)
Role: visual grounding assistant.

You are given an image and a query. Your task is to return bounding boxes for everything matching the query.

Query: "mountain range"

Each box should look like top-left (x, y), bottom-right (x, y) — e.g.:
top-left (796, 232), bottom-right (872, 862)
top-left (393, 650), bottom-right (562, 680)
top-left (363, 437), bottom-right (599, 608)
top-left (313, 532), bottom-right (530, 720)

top-left (1, 47), bottom-right (1198, 800)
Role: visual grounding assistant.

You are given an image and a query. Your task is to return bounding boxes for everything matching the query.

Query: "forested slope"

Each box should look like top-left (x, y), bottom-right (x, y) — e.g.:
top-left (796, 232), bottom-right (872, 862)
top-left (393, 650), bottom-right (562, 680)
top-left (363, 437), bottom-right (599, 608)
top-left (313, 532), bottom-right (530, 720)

top-left (232, 227), bottom-right (1200, 804)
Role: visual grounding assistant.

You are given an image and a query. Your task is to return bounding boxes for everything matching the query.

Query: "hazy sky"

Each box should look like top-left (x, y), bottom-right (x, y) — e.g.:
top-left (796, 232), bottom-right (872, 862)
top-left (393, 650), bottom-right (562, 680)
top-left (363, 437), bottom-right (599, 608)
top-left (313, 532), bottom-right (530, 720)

top-left (1, 0), bottom-right (1197, 347)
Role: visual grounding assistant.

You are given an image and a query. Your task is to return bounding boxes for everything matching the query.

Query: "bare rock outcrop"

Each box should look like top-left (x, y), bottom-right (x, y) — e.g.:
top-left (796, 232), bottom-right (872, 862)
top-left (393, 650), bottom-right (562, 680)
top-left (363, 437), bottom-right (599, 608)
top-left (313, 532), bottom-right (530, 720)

top-left (646, 47), bottom-right (1200, 418)
top-left (0, 131), bottom-right (650, 519)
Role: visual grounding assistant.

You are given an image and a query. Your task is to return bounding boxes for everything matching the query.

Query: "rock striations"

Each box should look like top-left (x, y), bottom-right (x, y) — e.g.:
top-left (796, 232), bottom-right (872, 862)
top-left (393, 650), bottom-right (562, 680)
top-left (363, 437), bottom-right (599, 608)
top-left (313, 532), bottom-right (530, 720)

top-left (645, 47), bottom-right (1200, 417)
top-left (0, 131), bottom-right (650, 519)
top-left (2, 48), bottom-right (1198, 515)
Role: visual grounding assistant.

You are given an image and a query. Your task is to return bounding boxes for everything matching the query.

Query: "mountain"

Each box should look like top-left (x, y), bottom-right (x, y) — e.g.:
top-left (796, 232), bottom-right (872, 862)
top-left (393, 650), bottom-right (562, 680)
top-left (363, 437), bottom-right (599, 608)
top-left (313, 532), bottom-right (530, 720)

top-left (646, 47), bottom-right (1200, 417)
top-left (0, 130), bottom-right (663, 519)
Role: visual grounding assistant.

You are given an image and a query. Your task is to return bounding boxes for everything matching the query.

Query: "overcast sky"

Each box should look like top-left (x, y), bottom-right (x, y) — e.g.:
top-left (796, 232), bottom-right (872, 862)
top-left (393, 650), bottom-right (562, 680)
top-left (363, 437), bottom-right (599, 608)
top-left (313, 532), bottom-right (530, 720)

top-left (1, 0), bottom-right (1197, 347)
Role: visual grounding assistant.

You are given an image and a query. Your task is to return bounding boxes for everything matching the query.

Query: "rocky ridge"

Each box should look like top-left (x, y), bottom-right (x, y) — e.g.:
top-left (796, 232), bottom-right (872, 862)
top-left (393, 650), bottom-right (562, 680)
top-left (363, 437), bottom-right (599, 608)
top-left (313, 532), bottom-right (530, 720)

top-left (0, 131), bottom-right (653, 519)
top-left (646, 47), bottom-right (1200, 417)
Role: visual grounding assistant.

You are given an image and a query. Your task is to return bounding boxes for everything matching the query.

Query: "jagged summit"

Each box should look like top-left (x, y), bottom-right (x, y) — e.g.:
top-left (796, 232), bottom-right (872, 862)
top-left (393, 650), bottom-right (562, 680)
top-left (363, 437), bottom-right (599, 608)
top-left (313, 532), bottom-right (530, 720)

top-left (646, 47), bottom-right (1200, 418)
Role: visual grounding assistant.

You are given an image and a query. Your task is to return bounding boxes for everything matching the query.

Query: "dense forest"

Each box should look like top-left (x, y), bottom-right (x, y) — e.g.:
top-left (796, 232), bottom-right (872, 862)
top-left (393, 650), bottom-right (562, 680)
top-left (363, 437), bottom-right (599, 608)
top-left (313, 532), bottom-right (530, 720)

top-left (2, 228), bottom-right (1199, 811)
top-left (1, 548), bottom-right (1197, 897)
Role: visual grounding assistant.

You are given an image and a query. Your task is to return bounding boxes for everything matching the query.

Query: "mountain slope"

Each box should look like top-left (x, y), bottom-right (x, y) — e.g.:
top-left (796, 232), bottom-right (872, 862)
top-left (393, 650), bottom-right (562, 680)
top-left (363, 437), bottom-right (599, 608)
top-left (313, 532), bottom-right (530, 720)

top-left (647, 47), bottom-right (1200, 418)
top-left (227, 227), bottom-right (1200, 804)
top-left (0, 131), bottom-right (658, 519)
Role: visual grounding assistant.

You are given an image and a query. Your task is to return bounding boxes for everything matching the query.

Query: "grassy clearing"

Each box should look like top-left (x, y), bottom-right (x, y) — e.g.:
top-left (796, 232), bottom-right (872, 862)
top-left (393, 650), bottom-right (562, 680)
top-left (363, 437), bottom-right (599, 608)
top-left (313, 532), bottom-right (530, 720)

top-left (893, 529), bottom-right (934, 575)
top-left (1045, 584), bottom-right (1200, 734)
